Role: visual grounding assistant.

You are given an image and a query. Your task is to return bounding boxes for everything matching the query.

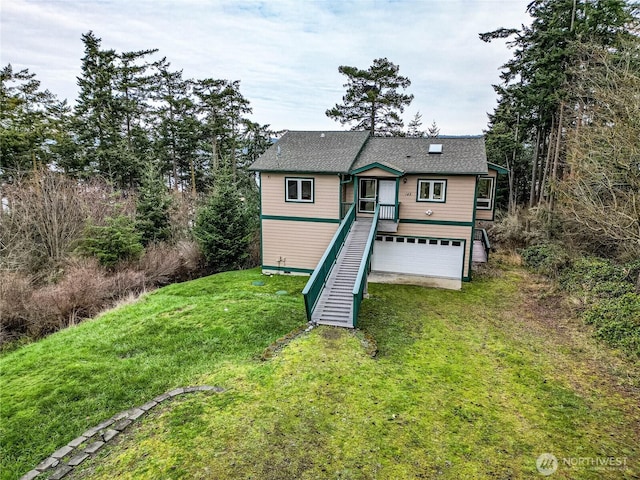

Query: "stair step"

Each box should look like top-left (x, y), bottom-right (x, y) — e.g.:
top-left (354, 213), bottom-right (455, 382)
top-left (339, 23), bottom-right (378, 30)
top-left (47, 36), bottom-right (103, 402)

top-left (312, 218), bottom-right (376, 328)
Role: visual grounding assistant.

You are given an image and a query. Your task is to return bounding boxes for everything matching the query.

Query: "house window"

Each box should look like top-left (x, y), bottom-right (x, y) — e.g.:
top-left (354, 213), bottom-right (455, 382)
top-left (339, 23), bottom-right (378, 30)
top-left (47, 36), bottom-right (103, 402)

top-left (359, 178), bottom-right (376, 213)
top-left (417, 179), bottom-right (446, 202)
top-left (285, 178), bottom-right (314, 202)
top-left (476, 177), bottom-right (494, 210)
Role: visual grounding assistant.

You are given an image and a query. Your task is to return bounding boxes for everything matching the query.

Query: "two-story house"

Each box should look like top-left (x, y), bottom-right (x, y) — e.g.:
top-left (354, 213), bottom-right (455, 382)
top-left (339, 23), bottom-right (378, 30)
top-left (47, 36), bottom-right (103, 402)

top-left (250, 131), bottom-right (506, 327)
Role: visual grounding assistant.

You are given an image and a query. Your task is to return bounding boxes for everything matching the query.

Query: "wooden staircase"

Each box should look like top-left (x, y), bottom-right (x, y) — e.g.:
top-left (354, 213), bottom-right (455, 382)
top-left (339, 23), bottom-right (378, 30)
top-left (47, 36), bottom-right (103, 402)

top-left (312, 218), bottom-right (373, 328)
top-left (472, 240), bottom-right (488, 263)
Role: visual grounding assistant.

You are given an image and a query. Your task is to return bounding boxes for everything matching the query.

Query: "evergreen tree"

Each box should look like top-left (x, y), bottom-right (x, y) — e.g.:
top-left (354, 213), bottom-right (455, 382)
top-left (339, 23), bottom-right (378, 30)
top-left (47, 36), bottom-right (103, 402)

top-left (427, 120), bottom-right (440, 138)
top-left (193, 78), bottom-right (252, 181)
top-left (74, 32), bottom-right (124, 184)
top-left (193, 169), bottom-right (250, 272)
top-left (150, 60), bottom-right (200, 192)
top-left (326, 57), bottom-right (413, 136)
top-left (136, 163), bottom-right (172, 245)
top-left (0, 64), bottom-right (63, 179)
top-left (481, 0), bottom-right (638, 210)
top-left (407, 111), bottom-right (424, 137)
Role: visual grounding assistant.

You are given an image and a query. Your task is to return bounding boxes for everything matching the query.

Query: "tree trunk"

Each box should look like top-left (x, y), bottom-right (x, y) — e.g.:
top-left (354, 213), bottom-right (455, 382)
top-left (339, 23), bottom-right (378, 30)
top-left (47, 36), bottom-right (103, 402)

top-left (549, 105), bottom-right (564, 211)
top-left (529, 127), bottom-right (541, 208)
top-left (190, 158), bottom-right (197, 198)
top-left (539, 116), bottom-right (555, 207)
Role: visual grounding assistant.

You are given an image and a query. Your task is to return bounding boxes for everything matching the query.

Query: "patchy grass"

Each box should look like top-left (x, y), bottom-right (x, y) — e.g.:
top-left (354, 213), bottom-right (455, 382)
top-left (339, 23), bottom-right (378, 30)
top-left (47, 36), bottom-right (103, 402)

top-left (0, 269), bottom-right (308, 480)
top-left (62, 260), bottom-right (640, 480)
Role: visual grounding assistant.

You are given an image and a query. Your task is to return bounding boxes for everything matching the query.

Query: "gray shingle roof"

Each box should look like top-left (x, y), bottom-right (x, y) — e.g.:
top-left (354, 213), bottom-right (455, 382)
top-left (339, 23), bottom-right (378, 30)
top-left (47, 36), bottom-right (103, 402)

top-left (352, 136), bottom-right (488, 175)
top-left (249, 131), bottom-right (370, 173)
top-left (249, 132), bottom-right (487, 175)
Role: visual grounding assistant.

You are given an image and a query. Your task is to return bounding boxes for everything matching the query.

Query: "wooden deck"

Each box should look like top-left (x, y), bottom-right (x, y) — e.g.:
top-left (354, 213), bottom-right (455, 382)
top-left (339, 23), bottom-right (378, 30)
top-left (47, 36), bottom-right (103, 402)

top-left (472, 240), bottom-right (487, 263)
top-left (311, 218), bottom-right (372, 328)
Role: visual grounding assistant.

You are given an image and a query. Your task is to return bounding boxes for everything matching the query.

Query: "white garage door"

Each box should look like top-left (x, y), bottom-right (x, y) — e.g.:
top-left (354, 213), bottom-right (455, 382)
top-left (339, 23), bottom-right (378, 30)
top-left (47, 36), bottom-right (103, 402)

top-left (371, 236), bottom-right (464, 279)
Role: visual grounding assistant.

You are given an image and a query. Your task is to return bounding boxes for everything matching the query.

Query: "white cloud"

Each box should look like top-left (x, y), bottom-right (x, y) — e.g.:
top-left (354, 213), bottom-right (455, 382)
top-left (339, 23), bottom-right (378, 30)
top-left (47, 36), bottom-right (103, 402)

top-left (1, 0), bottom-right (531, 134)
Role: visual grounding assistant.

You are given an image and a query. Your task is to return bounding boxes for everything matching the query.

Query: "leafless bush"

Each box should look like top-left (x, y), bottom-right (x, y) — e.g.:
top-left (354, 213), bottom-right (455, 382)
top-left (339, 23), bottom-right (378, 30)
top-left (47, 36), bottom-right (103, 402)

top-left (136, 243), bottom-right (184, 286)
top-left (487, 209), bottom-right (544, 250)
top-left (0, 171), bottom-right (134, 278)
top-left (106, 268), bottom-right (147, 299)
top-left (0, 272), bottom-right (34, 342)
top-left (173, 240), bottom-right (204, 280)
top-left (28, 259), bottom-right (111, 336)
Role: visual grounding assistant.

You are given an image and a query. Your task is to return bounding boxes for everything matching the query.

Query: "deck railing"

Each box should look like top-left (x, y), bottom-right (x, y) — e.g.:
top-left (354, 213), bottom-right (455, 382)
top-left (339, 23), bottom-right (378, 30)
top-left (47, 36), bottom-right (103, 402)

top-left (340, 202), bottom-right (354, 219)
top-left (379, 203), bottom-right (396, 221)
top-left (474, 228), bottom-right (491, 261)
top-left (302, 204), bottom-right (356, 321)
top-left (351, 204), bottom-right (380, 327)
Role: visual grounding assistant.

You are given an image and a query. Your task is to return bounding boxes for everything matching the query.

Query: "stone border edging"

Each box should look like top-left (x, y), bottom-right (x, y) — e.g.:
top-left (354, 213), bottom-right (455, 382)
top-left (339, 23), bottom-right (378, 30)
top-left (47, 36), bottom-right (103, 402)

top-left (20, 385), bottom-right (225, 480)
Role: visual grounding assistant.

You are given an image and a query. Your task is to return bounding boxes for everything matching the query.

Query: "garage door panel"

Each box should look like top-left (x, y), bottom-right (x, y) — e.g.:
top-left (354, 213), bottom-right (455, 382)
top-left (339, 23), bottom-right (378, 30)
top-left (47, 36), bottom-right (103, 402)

top-left (372, 237), bottom-right (463, 279)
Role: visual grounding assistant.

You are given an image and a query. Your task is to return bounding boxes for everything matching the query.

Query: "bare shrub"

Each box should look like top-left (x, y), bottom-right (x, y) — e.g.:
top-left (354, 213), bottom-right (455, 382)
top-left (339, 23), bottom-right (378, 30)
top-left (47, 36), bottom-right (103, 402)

top-left (173, 240), bottom-right (204, 280)
top-left (137, 243), bottom-right (183, 286)
top-left (0, 272), bottom-right (34, 342)
top-left (106, 268), bottom-right (146, 299)
top-left (488, 209), bottom-right (544, 251)
top-left (27, 259), bottom-right (111, 336)
top-left (0, 171), bottom-right (134, 277)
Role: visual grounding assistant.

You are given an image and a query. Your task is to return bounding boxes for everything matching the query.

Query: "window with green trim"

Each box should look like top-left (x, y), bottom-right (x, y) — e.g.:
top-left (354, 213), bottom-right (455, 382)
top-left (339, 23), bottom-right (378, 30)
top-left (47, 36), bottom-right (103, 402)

top-left (285, 178), bottom-right (314, 202)
top-left (417, 179), bottom-right (446, 202)
top-left (359, 178), bottom-right (376, 212)
top-left (476, 177), bottom-right (494, 210)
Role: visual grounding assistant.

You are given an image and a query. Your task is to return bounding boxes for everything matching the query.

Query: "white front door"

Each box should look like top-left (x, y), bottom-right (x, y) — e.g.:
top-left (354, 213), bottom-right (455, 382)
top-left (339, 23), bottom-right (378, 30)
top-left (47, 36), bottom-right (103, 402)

top-left (378, 180), bottom-right (396, 220)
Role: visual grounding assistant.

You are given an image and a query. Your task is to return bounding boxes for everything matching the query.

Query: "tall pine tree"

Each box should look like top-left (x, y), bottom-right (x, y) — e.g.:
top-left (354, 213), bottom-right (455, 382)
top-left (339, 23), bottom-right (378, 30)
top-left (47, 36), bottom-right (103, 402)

top-left (326, 57), bottom-right (413, 136)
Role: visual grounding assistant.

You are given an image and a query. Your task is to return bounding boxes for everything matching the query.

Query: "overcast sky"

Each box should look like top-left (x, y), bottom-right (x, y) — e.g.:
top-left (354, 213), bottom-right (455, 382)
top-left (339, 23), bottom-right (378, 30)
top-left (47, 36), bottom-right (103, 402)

top-left (1, 0), bottom-right (531, 135)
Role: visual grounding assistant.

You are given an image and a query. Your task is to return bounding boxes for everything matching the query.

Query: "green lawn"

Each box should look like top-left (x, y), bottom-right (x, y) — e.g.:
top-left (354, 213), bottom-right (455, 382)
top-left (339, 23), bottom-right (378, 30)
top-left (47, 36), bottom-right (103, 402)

top-left (2, 263), bottom-right (639, 479)
top-left (0, 269), bottom-right (308, 480)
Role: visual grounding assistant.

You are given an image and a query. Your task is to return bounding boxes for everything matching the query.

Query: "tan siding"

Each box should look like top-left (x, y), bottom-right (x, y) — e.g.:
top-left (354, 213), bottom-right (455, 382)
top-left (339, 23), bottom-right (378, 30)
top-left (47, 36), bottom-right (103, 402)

top-left (343, 183), bottom-right (354, 203)
top-left (398, 175), bottom-right (475, 222)
top-left (356, 167), bottom-right (398, 178)
top-left (261, 173), bottom-right (340, 218)
top-left (476, 169), bottom-right (498, 221)
top-left (395, 223), bottom-right (473, 277)
top-left (262, 219), bottom-right (338, 271)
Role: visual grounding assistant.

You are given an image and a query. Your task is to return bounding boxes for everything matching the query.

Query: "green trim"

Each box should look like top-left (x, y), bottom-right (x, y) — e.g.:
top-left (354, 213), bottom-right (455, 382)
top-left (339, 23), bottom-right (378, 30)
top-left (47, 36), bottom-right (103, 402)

top-left (340, 174), bottom-right (353, 184)
top-left (338, 174), bottom-right (343, 219)
top-left (399, 219), bottom-right (473, 227)
top-left (395, 177), bottom-right (400, 222)
top-left (416, 178), bottom-right (447, 203)
top-left (469, 176), bottom-right (480, 280)
top-left (353, 176), bottom-right (358, 219)
top-left (487, 162), bottom-right (509, 175)
top-left (261, 215), bottom-right (341, 223)
top-left (259, 174), bottom-right (264, 269)
top-left (263, 265), bottom-right (314, 274)
top-left (351, 162), bottom-right (404, 176)
top-left (255, 169), bottom-right (345, 174)
top-left (404, 171), bottom-right (487, 176)
top-left (284, 177), bottom-right (315, 203)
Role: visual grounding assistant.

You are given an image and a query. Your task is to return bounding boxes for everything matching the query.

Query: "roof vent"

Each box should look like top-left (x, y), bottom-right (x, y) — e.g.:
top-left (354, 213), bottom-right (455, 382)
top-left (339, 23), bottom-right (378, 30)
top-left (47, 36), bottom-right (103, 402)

top-left (320, 133), bottom-right (325, 138)
top-left (429, 144), bottom-right (443, 154)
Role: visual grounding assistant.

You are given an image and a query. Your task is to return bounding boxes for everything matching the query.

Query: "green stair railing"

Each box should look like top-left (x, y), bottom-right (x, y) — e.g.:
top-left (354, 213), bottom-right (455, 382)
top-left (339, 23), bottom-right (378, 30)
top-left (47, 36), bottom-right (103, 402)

top-left (352, 204), bottom-right (380, 327)
top-left (302, 204), bottom-right (356, 321)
